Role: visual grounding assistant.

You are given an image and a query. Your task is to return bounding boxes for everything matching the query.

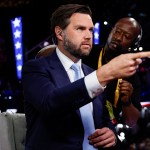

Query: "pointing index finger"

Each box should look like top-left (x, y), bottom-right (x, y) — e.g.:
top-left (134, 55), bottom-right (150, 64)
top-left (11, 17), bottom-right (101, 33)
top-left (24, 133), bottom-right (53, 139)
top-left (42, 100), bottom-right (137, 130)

top-left (130, 51), bottom-right (150, 59)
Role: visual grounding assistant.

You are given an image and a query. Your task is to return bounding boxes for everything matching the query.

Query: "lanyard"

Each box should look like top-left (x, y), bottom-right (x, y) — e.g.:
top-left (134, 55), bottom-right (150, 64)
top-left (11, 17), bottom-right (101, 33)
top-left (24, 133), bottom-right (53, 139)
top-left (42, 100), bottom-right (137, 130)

top-left (98, 48), bottom-right (121, 108)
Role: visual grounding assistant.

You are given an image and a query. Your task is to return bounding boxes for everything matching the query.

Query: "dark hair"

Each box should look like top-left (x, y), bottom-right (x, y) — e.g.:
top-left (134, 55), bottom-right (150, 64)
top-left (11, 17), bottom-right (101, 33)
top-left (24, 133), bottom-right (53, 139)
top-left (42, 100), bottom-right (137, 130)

top-left (50, 4), bottom-right (92, 34)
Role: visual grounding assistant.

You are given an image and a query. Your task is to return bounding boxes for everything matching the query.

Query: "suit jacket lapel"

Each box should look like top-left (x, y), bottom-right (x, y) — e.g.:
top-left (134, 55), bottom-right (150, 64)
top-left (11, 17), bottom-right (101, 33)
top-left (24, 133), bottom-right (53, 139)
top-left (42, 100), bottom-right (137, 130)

top-left (46, 51), bottom-right (71, 87)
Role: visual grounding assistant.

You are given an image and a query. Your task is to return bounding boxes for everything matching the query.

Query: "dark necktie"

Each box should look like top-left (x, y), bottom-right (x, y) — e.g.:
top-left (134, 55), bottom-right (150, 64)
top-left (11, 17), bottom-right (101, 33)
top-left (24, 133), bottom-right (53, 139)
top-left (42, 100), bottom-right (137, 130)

top-left (71, 63), bottom-right (97, 150)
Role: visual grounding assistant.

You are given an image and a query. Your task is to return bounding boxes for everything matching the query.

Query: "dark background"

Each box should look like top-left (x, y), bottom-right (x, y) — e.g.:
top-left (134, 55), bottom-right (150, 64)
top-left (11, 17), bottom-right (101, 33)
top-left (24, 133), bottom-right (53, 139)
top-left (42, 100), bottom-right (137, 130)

top-left (0, 0), bottom-right (150, 112)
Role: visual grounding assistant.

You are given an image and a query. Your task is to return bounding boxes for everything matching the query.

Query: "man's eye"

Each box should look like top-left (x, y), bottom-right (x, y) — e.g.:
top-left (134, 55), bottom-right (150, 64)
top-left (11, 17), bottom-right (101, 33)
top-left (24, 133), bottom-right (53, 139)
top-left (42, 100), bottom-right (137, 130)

top-left (77, 28), bottom-right (83, 32)
top-left (125, 35), bottom-right (129, 39)
top-left (124, 35), bottom-right (131, 40)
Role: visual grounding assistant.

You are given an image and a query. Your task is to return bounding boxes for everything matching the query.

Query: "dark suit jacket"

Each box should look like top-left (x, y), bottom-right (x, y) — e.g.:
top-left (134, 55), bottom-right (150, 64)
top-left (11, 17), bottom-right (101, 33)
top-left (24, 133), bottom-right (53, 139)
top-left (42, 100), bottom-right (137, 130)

top-left (22, 50), bottom-right (116, 150)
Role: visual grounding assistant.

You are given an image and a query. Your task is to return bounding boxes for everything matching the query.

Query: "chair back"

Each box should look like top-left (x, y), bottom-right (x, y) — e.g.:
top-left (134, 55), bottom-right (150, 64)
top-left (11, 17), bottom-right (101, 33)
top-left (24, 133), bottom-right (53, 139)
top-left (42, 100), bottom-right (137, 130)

top-left (0, 112), bottom-right (26, 150)
top-left (35, 44), bottom-right (56, 58)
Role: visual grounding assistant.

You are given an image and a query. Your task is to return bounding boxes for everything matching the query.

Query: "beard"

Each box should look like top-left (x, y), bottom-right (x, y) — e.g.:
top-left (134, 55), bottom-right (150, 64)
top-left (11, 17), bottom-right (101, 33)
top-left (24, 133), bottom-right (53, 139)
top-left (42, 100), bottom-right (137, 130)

top-left (63, 33), bottom-right (91, 59)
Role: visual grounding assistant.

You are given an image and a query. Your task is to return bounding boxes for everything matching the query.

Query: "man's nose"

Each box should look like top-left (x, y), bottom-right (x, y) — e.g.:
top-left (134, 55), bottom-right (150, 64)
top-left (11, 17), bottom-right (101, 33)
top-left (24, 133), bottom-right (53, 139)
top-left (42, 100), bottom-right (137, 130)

top-left (84, 31), bottom-right (92, 39)
top-left (115, 32), bottom-right (124, 41)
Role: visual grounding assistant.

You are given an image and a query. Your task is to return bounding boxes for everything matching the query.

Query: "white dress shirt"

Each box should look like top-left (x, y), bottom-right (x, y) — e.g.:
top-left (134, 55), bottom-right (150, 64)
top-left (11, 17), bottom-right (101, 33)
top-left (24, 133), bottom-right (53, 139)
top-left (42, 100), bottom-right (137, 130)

top-left (56, 47), bottom-right (105, 98)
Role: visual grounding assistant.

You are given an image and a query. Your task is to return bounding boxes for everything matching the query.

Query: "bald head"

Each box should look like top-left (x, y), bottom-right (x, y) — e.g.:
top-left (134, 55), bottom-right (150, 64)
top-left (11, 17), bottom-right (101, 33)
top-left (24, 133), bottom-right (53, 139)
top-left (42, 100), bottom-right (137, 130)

top-left (106, 17), bottom-right (143, 53)
top-left (115, 17), bottom-right (142, 40)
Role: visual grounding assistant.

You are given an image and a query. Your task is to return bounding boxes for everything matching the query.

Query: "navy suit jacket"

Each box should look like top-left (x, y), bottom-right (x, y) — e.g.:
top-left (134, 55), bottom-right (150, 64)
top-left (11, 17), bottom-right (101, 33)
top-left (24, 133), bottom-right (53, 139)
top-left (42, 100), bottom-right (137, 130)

top-left (22, 50), bottom-right (116, 150)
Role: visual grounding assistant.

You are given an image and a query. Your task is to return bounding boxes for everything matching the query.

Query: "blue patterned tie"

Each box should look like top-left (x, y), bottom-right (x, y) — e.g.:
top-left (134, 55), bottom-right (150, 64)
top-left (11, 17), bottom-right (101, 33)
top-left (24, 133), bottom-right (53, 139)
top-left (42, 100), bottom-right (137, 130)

top-left (71, 63), bottom-right (97, 150)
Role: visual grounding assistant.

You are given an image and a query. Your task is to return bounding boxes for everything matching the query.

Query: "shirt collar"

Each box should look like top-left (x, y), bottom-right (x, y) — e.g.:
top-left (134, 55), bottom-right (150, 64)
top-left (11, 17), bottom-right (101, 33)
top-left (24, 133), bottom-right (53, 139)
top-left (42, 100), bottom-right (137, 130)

top-left (56, 47), bottom-right (82, 71)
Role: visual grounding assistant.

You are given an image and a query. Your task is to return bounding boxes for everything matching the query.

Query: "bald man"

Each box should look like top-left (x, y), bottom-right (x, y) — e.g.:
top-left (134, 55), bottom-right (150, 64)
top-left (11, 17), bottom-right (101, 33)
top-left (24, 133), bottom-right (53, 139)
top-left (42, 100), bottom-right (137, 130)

top-left (97, 17), bottom-right (147, 128)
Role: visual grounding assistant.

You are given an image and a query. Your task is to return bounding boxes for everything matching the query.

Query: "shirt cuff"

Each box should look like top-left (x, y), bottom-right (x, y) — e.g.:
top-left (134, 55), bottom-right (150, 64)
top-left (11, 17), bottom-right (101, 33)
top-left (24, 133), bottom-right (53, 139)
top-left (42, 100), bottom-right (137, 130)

top-left (84, 71), bottom-right (106, 98)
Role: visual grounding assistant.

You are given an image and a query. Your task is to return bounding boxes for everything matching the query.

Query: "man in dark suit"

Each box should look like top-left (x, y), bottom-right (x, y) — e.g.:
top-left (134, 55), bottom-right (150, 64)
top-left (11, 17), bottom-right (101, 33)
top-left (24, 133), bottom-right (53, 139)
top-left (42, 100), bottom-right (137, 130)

top-left (22, 4), bottom-right (150, 150)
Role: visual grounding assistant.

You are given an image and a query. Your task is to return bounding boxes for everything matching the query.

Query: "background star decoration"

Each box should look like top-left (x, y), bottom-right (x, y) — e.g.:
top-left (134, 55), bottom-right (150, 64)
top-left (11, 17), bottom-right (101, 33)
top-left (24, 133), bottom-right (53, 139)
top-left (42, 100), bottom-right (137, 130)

top-left (93, 22), bottom-right (100, 44)
top-left (16, 54), bottom-right (22, 60)
top-left (94, 32), bottom-right (99, 39)
top-left (15, 41), bottom-right (21, 49)
top-left (14, 29), bottom-right (21, 38)
top-left (11, 16), bottom-right (23, 80)
top-left (12, 18), bottom-right (21, 27)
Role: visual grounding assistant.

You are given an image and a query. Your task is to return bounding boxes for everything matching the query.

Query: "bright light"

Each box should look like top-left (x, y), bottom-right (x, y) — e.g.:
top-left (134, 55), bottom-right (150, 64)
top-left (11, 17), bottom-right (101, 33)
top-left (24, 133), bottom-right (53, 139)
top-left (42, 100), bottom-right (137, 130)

top-left (139, 46), bottom-right (143, 51)
top-left (6, 109), bottom-right (17, 113)
top-left (43, 41), bottom-right (49, 47)
top-left (103, 21), bottom-right (108, 25)
top-left (118, 132), bottom-right (126, 142)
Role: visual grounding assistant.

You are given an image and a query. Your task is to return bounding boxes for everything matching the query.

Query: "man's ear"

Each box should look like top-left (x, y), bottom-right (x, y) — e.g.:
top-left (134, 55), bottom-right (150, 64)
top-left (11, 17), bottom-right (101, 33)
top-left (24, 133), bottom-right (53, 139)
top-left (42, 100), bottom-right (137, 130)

top-left (55, 26), bottom-right (63, 37)
top-left (58, 31), bottom-right (62, 36)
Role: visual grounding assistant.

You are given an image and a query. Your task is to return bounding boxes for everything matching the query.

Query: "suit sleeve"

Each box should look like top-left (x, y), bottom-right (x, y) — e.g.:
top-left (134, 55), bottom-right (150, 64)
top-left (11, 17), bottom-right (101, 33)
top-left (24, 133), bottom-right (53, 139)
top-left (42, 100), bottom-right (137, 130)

top-left (22, 59), bottom-right (93, 118)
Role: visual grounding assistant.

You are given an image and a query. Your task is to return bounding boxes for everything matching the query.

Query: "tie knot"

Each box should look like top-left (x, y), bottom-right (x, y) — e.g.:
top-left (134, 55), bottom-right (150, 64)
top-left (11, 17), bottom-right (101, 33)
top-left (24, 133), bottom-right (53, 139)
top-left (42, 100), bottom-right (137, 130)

top-left (71, 63), bottom-right (80, 72)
